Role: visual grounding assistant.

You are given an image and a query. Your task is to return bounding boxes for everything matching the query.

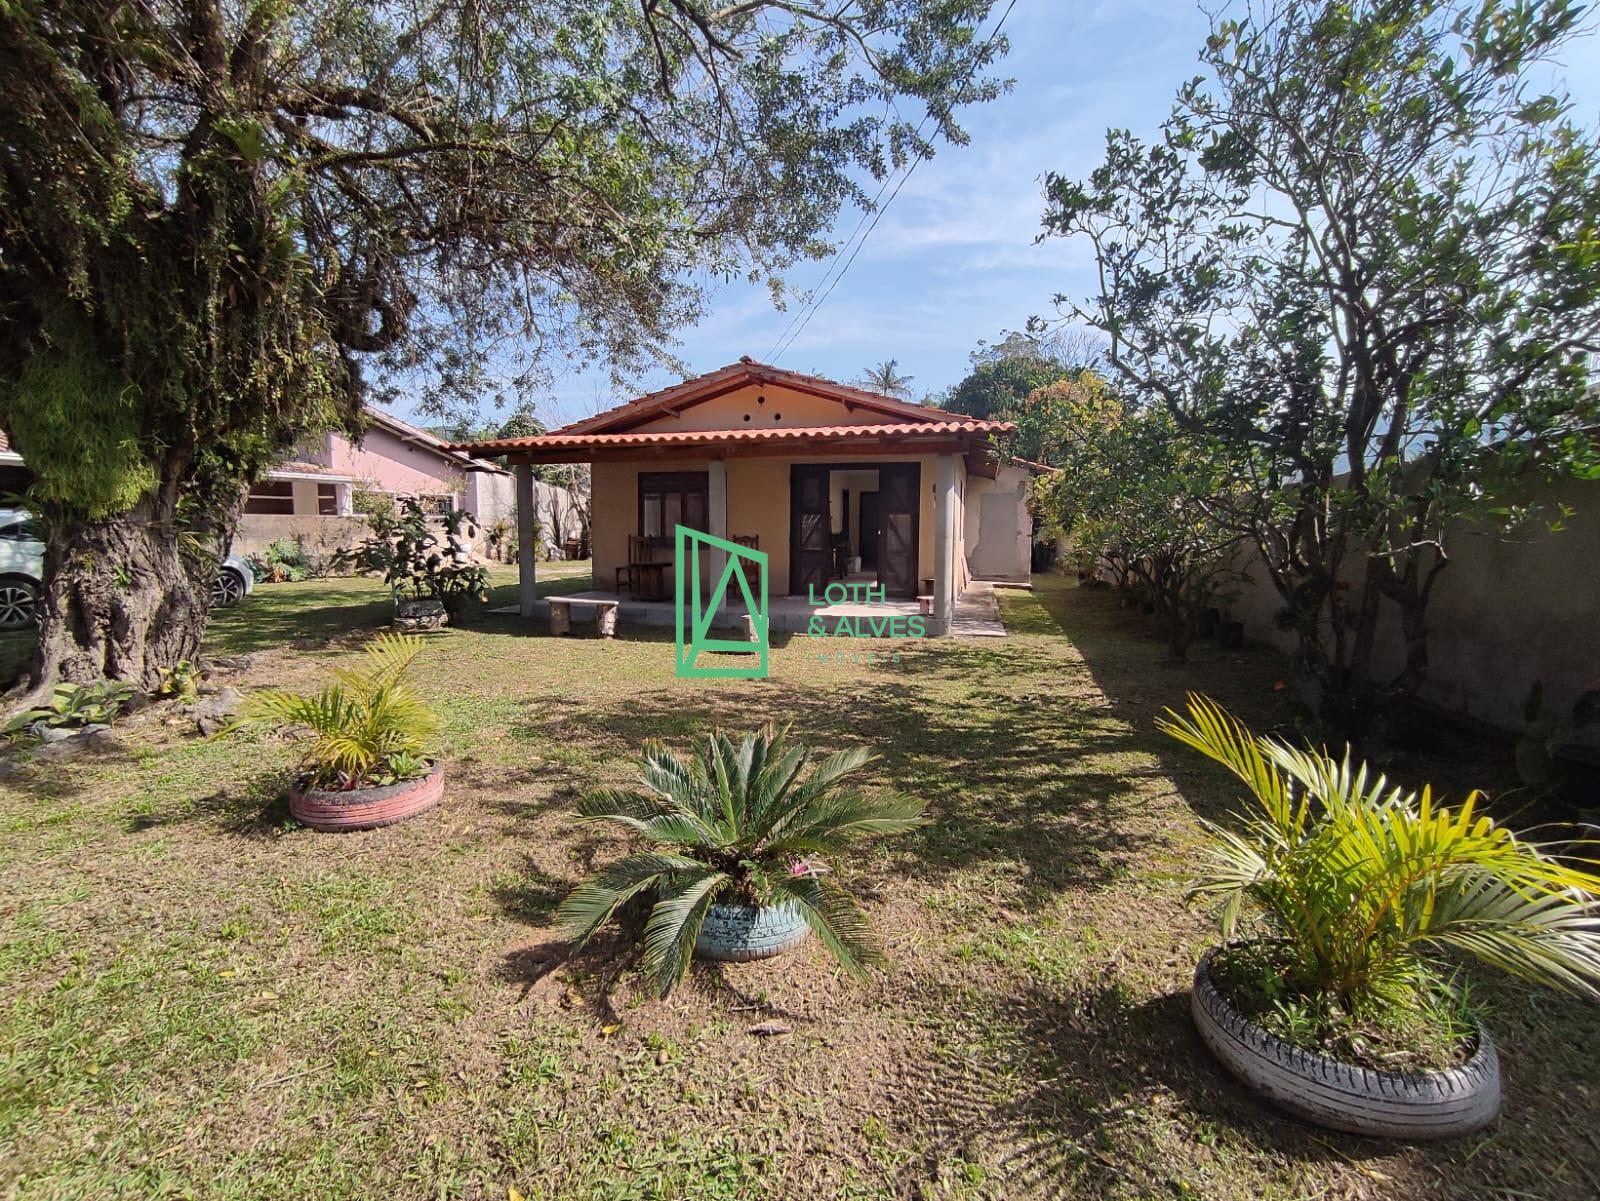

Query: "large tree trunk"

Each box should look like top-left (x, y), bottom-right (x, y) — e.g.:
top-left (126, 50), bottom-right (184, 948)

top-left (25, 493), bottom-right (212, 699)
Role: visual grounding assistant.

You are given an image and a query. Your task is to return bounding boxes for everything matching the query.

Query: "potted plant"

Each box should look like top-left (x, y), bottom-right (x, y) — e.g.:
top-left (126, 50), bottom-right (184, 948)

top-left (555, 725), bottom-right (927, 996)
top-left (336, 498), bottom-right (489, 630)
top-left (1160, 695), bottom-right (1600, 1139)
top-left (225, 633), bottom-right (444, 831)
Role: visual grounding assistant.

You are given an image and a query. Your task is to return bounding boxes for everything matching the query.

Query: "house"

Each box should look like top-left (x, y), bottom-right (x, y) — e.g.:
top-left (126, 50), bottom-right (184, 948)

top-left (452, 358), bottom-right (1030, 632)
top-left (236, 406), bottom-right (522, 559)
top-left (2, 408), bottom-right (584, 562)
top-left (0, 431), bottom-right (27, 498)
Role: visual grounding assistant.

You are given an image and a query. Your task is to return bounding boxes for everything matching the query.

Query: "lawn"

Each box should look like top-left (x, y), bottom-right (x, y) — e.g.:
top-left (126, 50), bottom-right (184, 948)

top-left (2, 571), bottom-right (1597, 1200)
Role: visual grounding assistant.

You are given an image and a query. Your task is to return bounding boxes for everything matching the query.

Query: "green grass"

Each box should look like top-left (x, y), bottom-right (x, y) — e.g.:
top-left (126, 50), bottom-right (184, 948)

top-left (2, 571), bottom-right (1597, 1199)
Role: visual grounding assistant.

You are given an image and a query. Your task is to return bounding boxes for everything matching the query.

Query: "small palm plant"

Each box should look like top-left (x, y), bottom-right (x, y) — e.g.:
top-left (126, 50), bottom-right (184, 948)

top-left (555, 725), bottom-right (927, 997)
top-left (1161, 694), bottom-right (1600, 1052)
top-left (227, 632), bottom-right (439, 789)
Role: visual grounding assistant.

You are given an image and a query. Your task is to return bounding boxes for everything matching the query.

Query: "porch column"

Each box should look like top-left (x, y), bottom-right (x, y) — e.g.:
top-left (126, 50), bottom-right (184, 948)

top-left (933, 454), bottom-right (959, 635)
top-left (708, 458), bottom-right (728, 611)
top-left (515, 462), bottom-right (537, 618)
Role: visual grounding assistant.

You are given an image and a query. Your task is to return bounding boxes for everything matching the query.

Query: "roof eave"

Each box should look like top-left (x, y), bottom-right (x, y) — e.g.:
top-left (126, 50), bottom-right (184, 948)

top-left (456, 422), bottom-right (1012, 464)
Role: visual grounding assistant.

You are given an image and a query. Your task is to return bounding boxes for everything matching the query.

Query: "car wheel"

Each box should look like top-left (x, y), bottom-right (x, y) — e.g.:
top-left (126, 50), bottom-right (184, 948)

top-left (0, 575), bottom-right (40, 631)
top-left (212, 568), bottom-right (246, 608)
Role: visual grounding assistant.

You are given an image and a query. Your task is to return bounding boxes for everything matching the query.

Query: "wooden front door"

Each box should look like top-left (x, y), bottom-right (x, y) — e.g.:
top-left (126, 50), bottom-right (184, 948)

top-left (878, 463), bottom-right (919, 597)
top-left (789, 465), bottom-right (832, 596)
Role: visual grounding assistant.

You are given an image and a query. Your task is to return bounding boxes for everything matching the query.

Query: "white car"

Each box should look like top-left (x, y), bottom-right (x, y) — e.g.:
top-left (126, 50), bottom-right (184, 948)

top-left (0, 509), bottom-right (254, 631)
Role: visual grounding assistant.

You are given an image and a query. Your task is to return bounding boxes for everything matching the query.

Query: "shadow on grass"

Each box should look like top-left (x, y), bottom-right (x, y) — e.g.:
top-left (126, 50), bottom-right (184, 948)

top-left (125, 766), bottom-right (296, 838)
top-left (502, 662), bottom-right (1158, 914)
top-left (884, 976), bottom-right (1398, 1198)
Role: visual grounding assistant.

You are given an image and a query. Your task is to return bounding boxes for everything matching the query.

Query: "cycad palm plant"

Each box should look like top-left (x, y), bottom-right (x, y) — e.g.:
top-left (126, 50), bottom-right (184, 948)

top-left (228, 632), bottom-right (439, 789)
top-left (1161, 694), bottom-right (1600, 1022)
top-left (555, 725), bottom-right (927, 996)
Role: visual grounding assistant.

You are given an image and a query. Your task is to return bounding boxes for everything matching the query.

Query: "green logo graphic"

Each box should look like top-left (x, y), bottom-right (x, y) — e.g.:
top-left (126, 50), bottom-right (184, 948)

top-left (674, 526), bottom-right (769, 679)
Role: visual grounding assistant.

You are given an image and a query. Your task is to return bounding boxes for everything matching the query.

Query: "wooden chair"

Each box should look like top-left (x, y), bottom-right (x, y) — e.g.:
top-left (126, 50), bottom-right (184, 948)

top-left (730, 535), bottom-right (760, 595)
top-left (617, 534), bottom-right (671, 601)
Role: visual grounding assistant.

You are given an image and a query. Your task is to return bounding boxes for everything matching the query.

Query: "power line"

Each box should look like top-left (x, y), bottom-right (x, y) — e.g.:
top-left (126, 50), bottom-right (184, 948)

top-left (765, 0), bottom-right (1020, 365)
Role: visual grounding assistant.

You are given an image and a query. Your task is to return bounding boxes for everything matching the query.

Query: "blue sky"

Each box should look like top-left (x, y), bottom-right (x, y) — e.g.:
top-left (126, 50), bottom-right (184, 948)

top-left (431, 0), bottom-right (1600, 431)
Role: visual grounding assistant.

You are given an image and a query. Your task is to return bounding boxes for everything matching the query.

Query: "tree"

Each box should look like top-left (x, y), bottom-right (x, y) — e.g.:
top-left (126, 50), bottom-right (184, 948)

top-left (496, 406), bottom-right (545, 442)
top-left (856, 359), bottom-right (916, 398)
top-left (1043, 0), bottom-right (1600, 734)
top-left (973, 326), bottom-right (1105, 371)
top-left (941, 353), bottom-right (1069, 423)
top-left (0, 0), bottom-right (1006, 697)
top-left (1033, 389), bottom-right (1241, 658)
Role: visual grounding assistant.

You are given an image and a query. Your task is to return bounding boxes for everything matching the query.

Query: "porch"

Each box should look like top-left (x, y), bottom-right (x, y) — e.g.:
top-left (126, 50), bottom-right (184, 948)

top-left (489, 579), bottom-right (1007, 637)
top-left (446, 359), bottom-right (1020, 637)
top-left (492, 587), bottom-right (923, 634)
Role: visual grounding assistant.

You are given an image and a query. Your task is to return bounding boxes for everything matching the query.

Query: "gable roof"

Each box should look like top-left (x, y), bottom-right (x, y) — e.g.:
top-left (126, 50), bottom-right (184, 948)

top-left (552, 358), bottom-right (949, 436)
top-left (362, 405), bottom-right (509, 474)
top-left (452, 359), bottom-right (1011, 459)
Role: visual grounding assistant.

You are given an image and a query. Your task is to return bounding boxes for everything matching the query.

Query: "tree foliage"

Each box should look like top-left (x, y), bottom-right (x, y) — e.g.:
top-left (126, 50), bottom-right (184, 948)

top-left (941, 350), bottom-right (1069, 424)
top-left (0, 0), bottom-right (1006, 692)
top-left (1033, 385), bottom-right (1241, 657)
top-left (856, 358), bottom-right (916, 398)
top-left (1043, 0), bottom-right (1600, 734)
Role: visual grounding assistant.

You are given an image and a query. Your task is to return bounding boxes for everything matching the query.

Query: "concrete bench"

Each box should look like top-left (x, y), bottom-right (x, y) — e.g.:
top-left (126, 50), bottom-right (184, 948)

top-left (548, 597), bottom-right (620, 639)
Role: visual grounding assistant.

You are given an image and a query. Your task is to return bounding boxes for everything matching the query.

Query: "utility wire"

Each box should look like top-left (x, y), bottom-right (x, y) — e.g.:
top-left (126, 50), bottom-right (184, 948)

top-left (765, 0), bottom-right (1021, 365)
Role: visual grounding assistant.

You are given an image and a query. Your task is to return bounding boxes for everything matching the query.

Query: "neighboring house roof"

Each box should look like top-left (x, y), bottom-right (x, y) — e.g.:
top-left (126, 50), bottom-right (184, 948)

top-left (363, 406), bottom-right (510, 475)
top-left (451, 359), bottom-right (1013, 461)
top-left (0, 407), bottom-right (508, 477)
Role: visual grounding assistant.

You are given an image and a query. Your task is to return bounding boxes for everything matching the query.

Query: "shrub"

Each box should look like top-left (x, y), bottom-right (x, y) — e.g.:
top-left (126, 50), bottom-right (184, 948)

top-left (555, 725), bottom-right (927, 997)
top-left (225, 633), bottom-right (439, 789)
top-left (334, 497), bottom-right (489, 618)
top-left (4, 680), bottom-right (136, 739)
top-left (155, 659), bottom-right (202, 703)
top-left (248, 536), bottom-right (325, 583)
top-left (1162, 694), bottom-right (1600, 1063)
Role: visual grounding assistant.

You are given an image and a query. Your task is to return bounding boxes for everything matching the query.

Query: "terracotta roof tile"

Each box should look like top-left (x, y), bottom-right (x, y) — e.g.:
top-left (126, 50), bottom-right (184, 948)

top-left (455, 419), bottom-right (1012, 456)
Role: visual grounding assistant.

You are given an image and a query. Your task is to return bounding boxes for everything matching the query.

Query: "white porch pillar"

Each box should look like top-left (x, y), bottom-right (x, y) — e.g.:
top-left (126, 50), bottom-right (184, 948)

top-left (515, 462), bottom-right (537, 618)
top-left (708, 458), bottom-right (728, 611)
top-left (933, 454), bottom-right (959, 635)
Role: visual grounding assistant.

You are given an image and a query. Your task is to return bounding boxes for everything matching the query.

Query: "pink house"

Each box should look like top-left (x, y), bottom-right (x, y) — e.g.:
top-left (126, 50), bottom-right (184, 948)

top-left (236, 407), bottom-right (515, 557)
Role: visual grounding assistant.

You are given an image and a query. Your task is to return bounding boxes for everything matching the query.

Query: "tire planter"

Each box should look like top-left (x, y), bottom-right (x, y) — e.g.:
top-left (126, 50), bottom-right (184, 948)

top-left (1191, 948), bottom-right (1500, 1139)
top-left (694, 902), bottom-right (811, 963)
top-left (288, 762), bottom-right (444, 832)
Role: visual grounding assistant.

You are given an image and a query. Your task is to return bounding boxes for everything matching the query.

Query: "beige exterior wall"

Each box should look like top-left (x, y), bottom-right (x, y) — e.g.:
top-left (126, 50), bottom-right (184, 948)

top-left (964, 464), bottom-right (1033, 583)
top-left (592, 452), bottom-right (964, 595)
top-left (631, 382), bottom-right (906, 434)
top-left (234, 513), bottom-right (369, 559)
top-left (1221, 472), bottom-right (1600, 741)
